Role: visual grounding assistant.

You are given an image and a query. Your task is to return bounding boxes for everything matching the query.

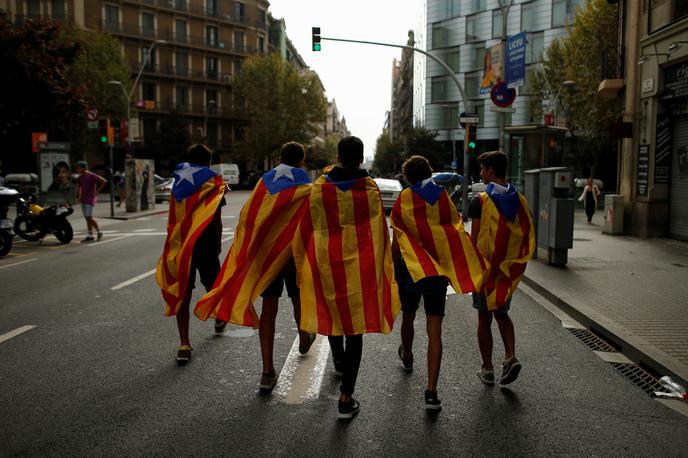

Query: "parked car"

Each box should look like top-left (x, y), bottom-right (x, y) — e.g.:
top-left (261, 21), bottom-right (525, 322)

top-left (211, 163), bottom-right (240, 187)
top-left (467, 181), bottom-right (486, 205)
top-left (374, 178), bottom-right (403, 211)
top-left (432, 172), bottom-right (463, 208)
top-left (155, 177), bottom-right (174, 203)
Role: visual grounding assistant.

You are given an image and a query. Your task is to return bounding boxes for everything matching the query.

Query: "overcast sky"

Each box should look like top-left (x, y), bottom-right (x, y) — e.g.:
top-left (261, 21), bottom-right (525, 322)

top-left (267, 0), bottom-right (422, 160)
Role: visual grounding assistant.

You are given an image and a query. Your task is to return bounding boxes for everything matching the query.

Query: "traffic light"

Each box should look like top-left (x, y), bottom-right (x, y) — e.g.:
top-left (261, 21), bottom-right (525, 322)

top-left (465, 124), bottom-right (477, 153)
top-left (98, 119), bottom-right (115, 145)
top-left (312, 27), bottom-right (321, 51)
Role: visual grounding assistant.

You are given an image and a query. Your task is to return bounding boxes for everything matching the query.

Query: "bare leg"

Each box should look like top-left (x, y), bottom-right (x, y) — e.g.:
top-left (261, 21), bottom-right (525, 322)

top-left (90, 217), bottom-right (100, 232)
top-left (477, 311), bottom-right (494, 371)
top-left (426, 315), bottom-right (443, 392)
top-left (290, 296), bottom-right (309, 344)
top-left (175, 289), bottom-right (193, 347)
top-left (400, 312), bottom-right (415, 359)
top-left (494, 313), bottom-right (516, 361)
top-left (259, 296), bottom-right (279, 374)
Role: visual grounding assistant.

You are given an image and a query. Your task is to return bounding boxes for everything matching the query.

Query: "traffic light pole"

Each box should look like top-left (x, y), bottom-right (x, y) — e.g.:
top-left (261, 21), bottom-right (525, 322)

top-left (109, 144), bottom-right (115, 218)
top-left (320, 35), bottom-right (473, 216)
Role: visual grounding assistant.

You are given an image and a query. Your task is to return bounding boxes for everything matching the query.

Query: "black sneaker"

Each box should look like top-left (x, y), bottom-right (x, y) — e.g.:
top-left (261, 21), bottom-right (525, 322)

top-left (259, 372), bottom-right (278, 392)
top-left (500, 357), bottom-right (522, 385)
top-left (214, 319), bottom-right (228, 334)
top-left (398, 344), bottom-right (413, 371)
top-left (299, 333), bottom-right (317, 355)
top-left (337, 397), bottom-right (360, 419)
top-left (80, 235), bottom-right (95, 243)
top-left (424, 390), bottom-right (442, 411)
top-left (96, 231), bottom-right (103, 241)
top-left (176, 345), bottom-right (192, 364)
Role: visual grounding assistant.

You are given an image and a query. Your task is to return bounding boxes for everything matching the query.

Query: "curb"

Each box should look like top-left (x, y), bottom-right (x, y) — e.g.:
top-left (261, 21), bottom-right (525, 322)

top-left (522, 274), bottom-right (688, 388)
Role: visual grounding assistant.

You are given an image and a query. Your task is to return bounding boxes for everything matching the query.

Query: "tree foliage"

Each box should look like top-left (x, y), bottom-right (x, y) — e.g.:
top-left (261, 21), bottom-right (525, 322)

top-left (232, 53), bottom-right (327, 166)
top-left (305, 134), bottom-right (338, 171)
top-left (373, 127), bottom-right (447, 177)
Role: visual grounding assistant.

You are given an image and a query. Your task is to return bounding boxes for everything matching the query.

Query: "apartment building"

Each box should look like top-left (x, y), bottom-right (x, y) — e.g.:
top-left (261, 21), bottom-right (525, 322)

top-left (390, 31), bottom-right (415, 145)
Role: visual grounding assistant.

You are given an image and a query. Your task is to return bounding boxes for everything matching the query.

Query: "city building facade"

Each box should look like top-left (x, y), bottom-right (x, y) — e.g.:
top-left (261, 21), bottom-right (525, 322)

top-left (390, 31), bottom-right (415, 145)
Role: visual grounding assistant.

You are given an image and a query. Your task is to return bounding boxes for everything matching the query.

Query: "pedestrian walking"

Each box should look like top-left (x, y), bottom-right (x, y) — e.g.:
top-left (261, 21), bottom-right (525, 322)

top-left (156, 144), bottom-right (228, 364)
top-left (116, 170), bottom-right (126, 207)
top-left (75, 160), bottom-right (107, 243)
top-left (578, 177), bottom-right (601, 224)
top-left (467, 151), bottom-right (535, 386)
top-left (293, 136), bottom-right (400, 419)
top-left (195, 141), bottom-right (316, 391)
top-left (390, 155), bottom-right (486, 411)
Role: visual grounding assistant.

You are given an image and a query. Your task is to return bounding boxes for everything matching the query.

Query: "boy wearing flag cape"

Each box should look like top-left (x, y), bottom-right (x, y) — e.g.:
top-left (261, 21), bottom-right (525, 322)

top-left (293, 136), bottom-right (400, 419)
top-left (194, 142), bottom-right (315, 391)
top-left (467, 151), bottom-right (535, 385)
top-left (156, 144), bottom-right (228, 363)
top-left (391, 156), bottom-right (486, 411)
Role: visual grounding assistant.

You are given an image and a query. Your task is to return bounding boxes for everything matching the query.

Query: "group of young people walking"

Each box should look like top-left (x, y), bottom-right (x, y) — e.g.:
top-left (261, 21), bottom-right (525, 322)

top-left (156, 136), bottom-right (535, 420)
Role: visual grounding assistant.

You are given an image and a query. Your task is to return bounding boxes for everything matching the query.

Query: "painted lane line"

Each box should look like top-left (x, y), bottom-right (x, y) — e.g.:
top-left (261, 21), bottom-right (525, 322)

top-left (0, 325), bottom-right (36, 344)
top-left (273, 335), bottom-right (329, 404)
top-left (87, 234), bottom-right (133, 246)
top-left (133, 229), bottom-right (156, 232)
top-left (221, 235), bottom-right (234, 243)
top-left (111, 268), bottom-right (157, 290)
top-left (446, 285), bottom-right (456, 297)
top-left (0, 258), bottom-right (37, 270)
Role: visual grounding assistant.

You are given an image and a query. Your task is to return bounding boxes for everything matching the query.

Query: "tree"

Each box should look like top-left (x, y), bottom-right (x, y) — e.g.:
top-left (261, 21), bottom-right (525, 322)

top-left (305, 134), bottom-right (338, 171)
top-left (232, 53), bottom-right (327, 167)
top-left (372, 130), bottom-right (403, 176)
top-left (373, 127), bottom-right (449, 177)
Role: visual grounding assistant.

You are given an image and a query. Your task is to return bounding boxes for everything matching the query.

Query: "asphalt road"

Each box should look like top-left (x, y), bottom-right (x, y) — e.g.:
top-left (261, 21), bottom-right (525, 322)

top-left (1, 191), bottom-right (687, 457)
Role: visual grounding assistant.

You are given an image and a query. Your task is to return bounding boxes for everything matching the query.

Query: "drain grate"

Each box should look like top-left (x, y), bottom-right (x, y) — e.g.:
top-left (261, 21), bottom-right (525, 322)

top-left (567, 328), bottom-right (618, 352)
top-left (610, 363), bottom-right (663, 395)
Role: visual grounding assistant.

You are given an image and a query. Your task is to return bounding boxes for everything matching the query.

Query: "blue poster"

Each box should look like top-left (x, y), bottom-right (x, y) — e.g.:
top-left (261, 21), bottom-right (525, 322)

top-left (505, 32), bottom-right (526, 89)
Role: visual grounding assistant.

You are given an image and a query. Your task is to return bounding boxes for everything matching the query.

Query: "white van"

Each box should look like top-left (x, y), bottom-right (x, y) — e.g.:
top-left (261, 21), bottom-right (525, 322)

top-left (211, 163), bottom-right (240, 186)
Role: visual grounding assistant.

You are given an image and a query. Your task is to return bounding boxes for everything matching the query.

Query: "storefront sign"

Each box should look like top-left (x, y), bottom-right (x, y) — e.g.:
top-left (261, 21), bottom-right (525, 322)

top-left (637, 144), bottom-right (649, 197)
top-left (655, 114), bottom-right (671, 184)
top-left (663, 62), bottom-right (688, 100)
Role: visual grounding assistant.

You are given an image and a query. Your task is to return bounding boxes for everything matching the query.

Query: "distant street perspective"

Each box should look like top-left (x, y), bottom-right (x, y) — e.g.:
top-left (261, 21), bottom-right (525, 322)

top-left (2, 0), bottom-right (688, 456)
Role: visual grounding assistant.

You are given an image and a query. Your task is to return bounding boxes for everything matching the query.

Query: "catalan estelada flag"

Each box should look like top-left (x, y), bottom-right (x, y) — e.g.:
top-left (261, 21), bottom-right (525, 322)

top-left (194, 164), bottom-right (311, 326)
top-left (391, 179), bottom-right (486, 293)
top-left (156, 162), bottom-right (226, 316)
top-left (476, 183), bottom-right (535, 311)
top-left (293, 175), bottom-right (400, 336)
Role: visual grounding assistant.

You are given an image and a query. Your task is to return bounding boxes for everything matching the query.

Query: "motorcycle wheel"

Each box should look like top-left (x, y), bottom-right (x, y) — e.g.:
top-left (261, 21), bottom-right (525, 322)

top-left (53, 219), bottom-right (73, 244)
top-left (14, 215), bottom-right (41, 241)
top-left (0, 231), bottom-right (12, 257)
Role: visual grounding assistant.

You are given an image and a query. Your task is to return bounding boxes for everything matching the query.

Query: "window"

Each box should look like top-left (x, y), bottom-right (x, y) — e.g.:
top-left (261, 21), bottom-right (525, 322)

top-left (26, 0), bottom-right (40, 17)
top-left (476, 103), bottom-right (485, 128)
top-left (432, 24), bottom-right (448, 48)
top-left (142, 46), bottom-right (155, 70)
top-left (51, 0), bottom-right (65, 21)
top-left (234, 2), bottom-right (245, 21)
top-left (552, 0), bottom-right (567, 27)
top-left (258, 9), bottom-right (267, 26)
top-left (207, 25), bottom-right (218, 47)
top-left (442, 104), bottom-right (459, 129)
top-left (104, 4), bottom-right (119, 31)
top-left (207, 0), bottom-right (217, 16)
top-left (443, 0), bottom-right (460, 18)
top-left (175, 51), bottom-right (188, 76)
top-left (431, 78), bottom-right (448, 102)
top-left (447, 50), bottom-right (460, 73)
top-left (492, 10), bottom-right (503, 39)
top-left (142, 82), bottom-right (156, 101)
top-left (521, 2), bottom-right (535, 31)
top-left (142, 12), bottom-right (155, 38)
top-left (473, 46), bottom-right (486, 70)
top-left (174, 0), bottom-right (186, 11)
top-left (206, 90), bottom-right (218, 113)
top-left (234, 31), bottom-right (245, 52)
top-left (176, 86), bottom-right (189, 112)
top-left (465, 75), bottom-right (479, 98)
top-left (206, 121), bottom-right (218, 148)
top-left (677, 0), bottom-right (688, 21)
top-left (175, 19), bottom-right (187, 43)
top-left (258, 36), bottom-right (265, 53)
top-left (233, 59), bottom-right (242, 75)
top-left (207, 56), bottom-right (218, 79)
top-left (472, 0), bottom-right (487, 13)
top-left (526, 32), bottom-right (544, 63)
top-left (466, 16), bottom-right (478, 42)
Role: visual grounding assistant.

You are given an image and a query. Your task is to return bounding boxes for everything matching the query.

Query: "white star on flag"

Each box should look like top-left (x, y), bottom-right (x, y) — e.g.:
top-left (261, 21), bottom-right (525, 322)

top-left (273, 163), bottom-right (295, 181)
top-left (175, 163), bottom-right (203, 186)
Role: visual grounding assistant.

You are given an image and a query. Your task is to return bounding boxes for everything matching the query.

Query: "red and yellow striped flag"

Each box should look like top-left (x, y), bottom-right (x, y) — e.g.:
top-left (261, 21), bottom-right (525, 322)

top-left (156, 172), bottom-right (226, 316)
top-left (391, 183), bottom-right (486, 294)
top-left (293, 175), bottom-right (400, 336)
top-left (194, 170), bottom-right (311, 326)
top-left (477, 192), bottom-right (535, 310)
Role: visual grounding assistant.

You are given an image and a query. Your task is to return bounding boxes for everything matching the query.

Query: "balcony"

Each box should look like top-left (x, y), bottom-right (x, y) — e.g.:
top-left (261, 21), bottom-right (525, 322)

top-left (598, 46), bottom-right (625, 99)
top-left (123, 0), bottom-right (256, 26)
top-left (130, 62), bottom-right (232, 83)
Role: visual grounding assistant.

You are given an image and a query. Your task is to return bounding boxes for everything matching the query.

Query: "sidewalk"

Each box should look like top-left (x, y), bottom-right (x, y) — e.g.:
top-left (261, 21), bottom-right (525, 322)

top-left (92, 193), bottom-right (168, 220)
top-left (523, 208), bottom-right (688, 387)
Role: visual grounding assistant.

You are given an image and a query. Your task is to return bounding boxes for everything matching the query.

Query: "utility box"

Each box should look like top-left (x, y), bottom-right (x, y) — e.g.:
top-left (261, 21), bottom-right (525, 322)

top-left (537, 167), bottom-right (574, 266)
top-left (604, 194), bottom-right (624, 235)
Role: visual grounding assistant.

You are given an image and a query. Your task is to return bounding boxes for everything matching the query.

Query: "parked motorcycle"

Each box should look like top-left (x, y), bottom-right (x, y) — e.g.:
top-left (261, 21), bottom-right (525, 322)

top-left (0, 186), bottom-right (19, 256)
top-left (14, 194), bottom-right (74, 244)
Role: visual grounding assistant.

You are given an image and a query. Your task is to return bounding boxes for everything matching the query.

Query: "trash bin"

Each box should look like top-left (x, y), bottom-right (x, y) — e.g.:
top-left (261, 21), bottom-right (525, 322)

top-left (604, 194), bottom-right (624, 235)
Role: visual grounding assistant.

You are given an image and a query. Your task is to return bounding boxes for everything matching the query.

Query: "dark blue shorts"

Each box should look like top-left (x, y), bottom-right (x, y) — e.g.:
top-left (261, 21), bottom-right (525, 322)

top-left (396, 259), bottom-right (448, 316)
top-left (189, 255), bottom-right (220, 293)
top-left (472, 292), bottom-right (511, 315)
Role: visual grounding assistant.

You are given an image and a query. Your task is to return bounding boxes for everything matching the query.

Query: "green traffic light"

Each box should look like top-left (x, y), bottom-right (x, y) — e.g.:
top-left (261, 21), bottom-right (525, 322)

top-left (469, 141), bottom-right (476, 149)
top-left (313, 43), bottom-right (321, 51)
top-left (100, 135), bottom-right (108, 143)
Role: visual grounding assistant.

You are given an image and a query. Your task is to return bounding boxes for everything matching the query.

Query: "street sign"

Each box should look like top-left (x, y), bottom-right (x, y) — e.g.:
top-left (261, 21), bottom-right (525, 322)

top-left (490, 81), bottom-right (517, 108)
top-left (86, 109), bottom-right (99, 122)
top-left (32, 132), bottom-right (47, 153)
top-left (505, 32), bottom-right (526, 88)
top-left (459, 112), bottom-right (479, 128)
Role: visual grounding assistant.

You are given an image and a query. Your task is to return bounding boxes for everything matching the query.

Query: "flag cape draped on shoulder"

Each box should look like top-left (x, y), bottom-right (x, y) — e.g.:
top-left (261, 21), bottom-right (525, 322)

top-left (390, 181), bottom-right (486, 294)
top-left (156, 163), bottom-right (226, 316)
top-left (477, 191), bottom-right (535, 311)
top-left (194, 166), bottom-right (311, 326)
top-left (293, 175), bottom-right (400, 336)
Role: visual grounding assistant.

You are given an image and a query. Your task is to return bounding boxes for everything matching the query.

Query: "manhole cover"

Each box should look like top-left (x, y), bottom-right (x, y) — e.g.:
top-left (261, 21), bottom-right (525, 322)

top-left (610, 363), bottom-right (663, 395)
top-left (567, 328), bottom-right (617, 352)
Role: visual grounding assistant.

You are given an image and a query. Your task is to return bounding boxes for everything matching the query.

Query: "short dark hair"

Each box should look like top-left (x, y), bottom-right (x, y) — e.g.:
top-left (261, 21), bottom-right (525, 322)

top-left (402, 155), bottom-right (432, 185)
top-left (337, 136), bottom-right (364, 168)
top-left (280, 142), bottom-right (305, 167)
top-left (477, 151), bottom-right (508, 179)
top-left (187, 144), bottom-right (213, 166)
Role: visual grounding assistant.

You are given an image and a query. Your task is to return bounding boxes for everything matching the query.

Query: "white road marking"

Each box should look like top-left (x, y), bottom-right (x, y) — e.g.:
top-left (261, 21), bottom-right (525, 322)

top-left (446, 285), bottom-right (456, 297)
top-left (133, 228), bottom-right (156, 232)
top-left (0, 258), bottom-right (37, 270)
top-left (137, 217), bottom-right (151, 221)
top-left (88, 234), bottom-right (133, 246)
top-left (273, 335), bottom-right (329, 404)
top-left (0, 325), bottom-right (36, 344)
top-left (221, 215), bottom-right (237, 219)
top-left (111, 268), bottom-right (157, 290)
top-left (221, 235), bottom-right (234, 243)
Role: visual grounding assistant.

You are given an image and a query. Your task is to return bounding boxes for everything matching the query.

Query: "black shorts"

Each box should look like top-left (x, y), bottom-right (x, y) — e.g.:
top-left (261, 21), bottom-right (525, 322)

top-left (472, 292), bottom-right (511, 315)
top-left (188, 255), bottom-right (220, 293)
top-left (261, 258), bottom-right (299, 298)
top-left (396, 259), bottom-right (448, 316)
